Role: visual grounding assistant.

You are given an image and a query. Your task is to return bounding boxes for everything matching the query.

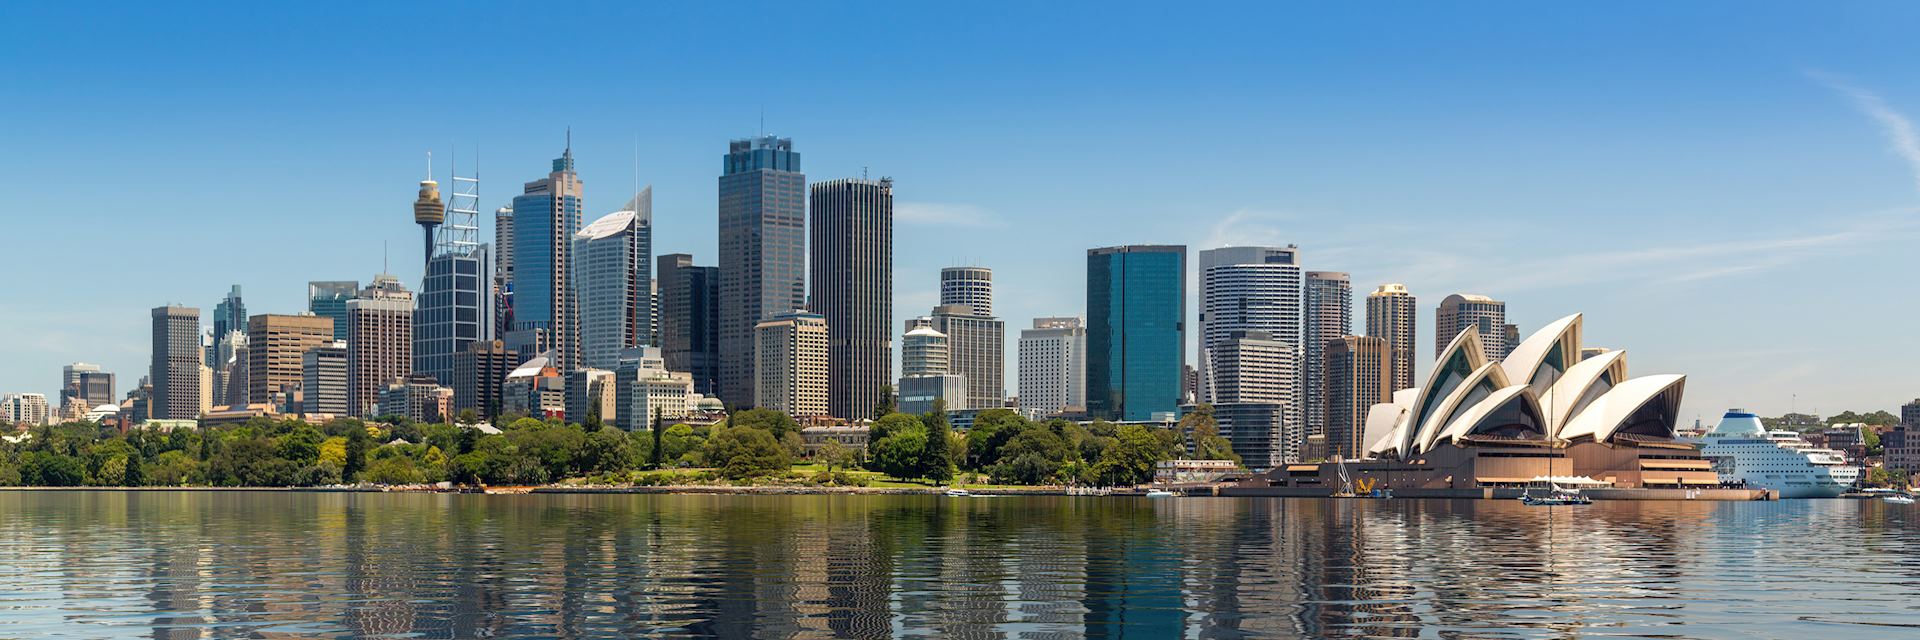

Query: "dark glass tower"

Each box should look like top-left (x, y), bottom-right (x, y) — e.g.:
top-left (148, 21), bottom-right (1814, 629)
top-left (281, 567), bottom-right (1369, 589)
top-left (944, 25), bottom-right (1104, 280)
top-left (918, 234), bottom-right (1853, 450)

top-left (658, 253), bottom-right (720, 394)
top-left (716, 136), bottom-right (804, 408)
top-left (1086, 245), bottom-right (1186, 421)
top-left (809, 178), bottom-right (893, 419)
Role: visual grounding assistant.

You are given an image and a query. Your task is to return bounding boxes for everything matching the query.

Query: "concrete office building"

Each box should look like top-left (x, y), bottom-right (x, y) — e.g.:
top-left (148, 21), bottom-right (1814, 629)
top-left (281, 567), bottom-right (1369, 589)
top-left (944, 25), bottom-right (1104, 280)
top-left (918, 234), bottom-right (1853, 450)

top-left (511, 146), bottom-right (585, 370)
top-left (61, 363), bottom-right (115, 412)
top-left (564, 369), bottom-right (617, 426)
top-left (1198, 245), bottom-right (1303, 428)
top-left (1325, 335), bottom-right (1390, 460)
top-left (717, 136), bottom-right (806, 409)
top-left (308, 281), bottom-right (358, 341)
top-left (899, 374), bottom-right (965, 416)
top-left (1087, 245), bottom-right (1187, 421)
top-left (1303, 271), bottom-right (1351, 438)
top-left (1436, 293), bottom-right (1509, 360)
top-left (300, 341), bottom-right (348, 416)
top-left (453, 340), bottom-right (513, 420)
top-left (1, 393), bottom-right (51, 427)
top-left (345, 275), bottom-right (412, 417)
top-left (380, 373), bottom-right (450, 424)
top-left (929, 305), bottom-right (1004, 411)
top-left (657, 253), bottom-right (719, 395)
top-left (901, 322), bottom-right (950, 378)
top-left (494, 206), bottom-right (515, 338)
top-left (618, 366), bottom-right (695, 431)
top-left (246, 313), bottom-right (333, 409)
top-left (940, 267), bottom-right (993, 316)
top-left (576, 197), bottom-right (653, 370)
top-left (1018, 317), bottom-right (1086, 417)
top-left (150, 305), bottom-right (203, 420)
top-left (1366, 283), bottom-right (1418, 393)
top-left (810, 178), bottom-right (893, 420)
top-left (1201, 330), bottom-right (1295, 407)
top-left (755, 310), bottom-right (828, 417)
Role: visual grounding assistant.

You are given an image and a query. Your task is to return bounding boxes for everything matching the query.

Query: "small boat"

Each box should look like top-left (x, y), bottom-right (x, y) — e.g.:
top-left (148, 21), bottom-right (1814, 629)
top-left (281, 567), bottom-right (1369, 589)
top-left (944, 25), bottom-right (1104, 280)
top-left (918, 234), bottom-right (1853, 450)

top-left (944, 488), bottom-right (972, 497)
top-left (1144, 489), bottom-right (1177, 498)
top-left (1884, 494), bottom-right (1916, 505)
top-left (1520, 484), bottom-right (1592, 506)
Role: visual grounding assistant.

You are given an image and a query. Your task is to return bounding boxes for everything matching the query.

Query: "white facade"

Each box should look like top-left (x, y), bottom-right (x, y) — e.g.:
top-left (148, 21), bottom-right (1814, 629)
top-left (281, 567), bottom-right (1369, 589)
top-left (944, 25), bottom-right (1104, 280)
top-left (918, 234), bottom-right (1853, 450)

top-left (755, 311), bottom-right (828, 416)
top-left (575, 207), bottom-right (650, 371)
top-left (1201, 330), bottom-right (1295, 406)
top-left (2, 393), bottom-right (51, 426)
top-left (1199, 246), bottom-right (1303, 428)
top-left (901, 324), bottom-right (950, 378)
top-left (624, 368), bottom-right (695, 427)
top-left (1017, 316), bottom-right (1085, 417)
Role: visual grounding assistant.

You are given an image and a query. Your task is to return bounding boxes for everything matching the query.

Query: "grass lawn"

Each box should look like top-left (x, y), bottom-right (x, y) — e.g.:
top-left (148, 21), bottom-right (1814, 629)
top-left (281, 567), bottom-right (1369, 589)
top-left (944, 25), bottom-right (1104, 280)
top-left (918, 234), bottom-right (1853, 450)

top-left (787, 462), bottom-right (1034, 490)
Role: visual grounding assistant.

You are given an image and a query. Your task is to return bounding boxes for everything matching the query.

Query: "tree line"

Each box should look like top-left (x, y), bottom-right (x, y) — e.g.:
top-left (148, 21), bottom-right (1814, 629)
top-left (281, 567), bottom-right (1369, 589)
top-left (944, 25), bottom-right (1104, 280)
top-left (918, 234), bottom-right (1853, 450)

top-left (0, 404), bottom-right (1240, 488)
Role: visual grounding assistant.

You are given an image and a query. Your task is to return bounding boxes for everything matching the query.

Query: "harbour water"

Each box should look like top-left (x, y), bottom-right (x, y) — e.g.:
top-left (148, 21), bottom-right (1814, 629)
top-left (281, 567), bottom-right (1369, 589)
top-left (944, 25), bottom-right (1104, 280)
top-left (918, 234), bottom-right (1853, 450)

top-left (0, 491), bottom-right (1915, 638)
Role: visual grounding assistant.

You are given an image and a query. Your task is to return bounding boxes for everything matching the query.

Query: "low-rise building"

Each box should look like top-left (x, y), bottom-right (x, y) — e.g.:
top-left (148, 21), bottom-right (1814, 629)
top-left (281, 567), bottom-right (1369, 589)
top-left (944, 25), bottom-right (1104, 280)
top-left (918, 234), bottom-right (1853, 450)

top-left (801, 425), bottom-right (870, 453)
top-left (379, 373), bottom-right (450, 424)
top-left (1155, 459), bottom-right (1242, 484)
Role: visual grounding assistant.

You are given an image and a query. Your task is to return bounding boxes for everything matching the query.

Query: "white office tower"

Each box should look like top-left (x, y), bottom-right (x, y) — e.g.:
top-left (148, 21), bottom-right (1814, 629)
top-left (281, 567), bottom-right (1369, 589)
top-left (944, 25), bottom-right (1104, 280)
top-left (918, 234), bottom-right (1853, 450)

top-left (1198, 246), bottom-right (1303, 425)
top-left (1017, 316), bottom-right (1085, 417)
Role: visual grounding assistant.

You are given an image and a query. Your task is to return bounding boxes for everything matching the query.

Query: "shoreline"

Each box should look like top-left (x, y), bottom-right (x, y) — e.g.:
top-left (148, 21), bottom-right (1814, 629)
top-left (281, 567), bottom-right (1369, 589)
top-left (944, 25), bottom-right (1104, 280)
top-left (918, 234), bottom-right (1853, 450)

top-left (0, 485), bottom-right (1826, 500)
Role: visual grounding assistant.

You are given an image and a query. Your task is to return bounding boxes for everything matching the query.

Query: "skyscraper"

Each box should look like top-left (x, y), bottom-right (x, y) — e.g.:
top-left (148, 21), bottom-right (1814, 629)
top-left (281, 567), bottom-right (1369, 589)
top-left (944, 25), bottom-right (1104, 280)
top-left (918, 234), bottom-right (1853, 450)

top-left (414, 161), bottom-right (493, 396)
top-left (1366, 283), bottom-right (1417, 392)
top-left (1436, 293), bottom-right (1508, 360)
top-left (1303, 271), bottom-right (1351, 438)
top-left (755, 310), bottom-right (827, 417)
top-left (810, 178), bottom-right (893, 420)
top-left (209, 285), bottom-right (245, 365)
top-left (149, 305), bottom-right (201, 420)
top-left (301, 341), bottom-right (348, 416)
top-left (1197, 246), bottom-right (1301, 425)
top-left (1200, 330), bottom-right (1294, 406)
top-left (717, 136), bottom-right (805, 408)
top-left (901, 321), bottom-right (950, 378)
top-left (657, 253), bottom-right (719, 394)
top-left (494, 205), bottom-right (515, 338)
top-left (247, 314), bottom-right (334, 409)
top-left (929, 305), bottom-right (1005, 411)
top-left (347, 275), bottom-right (412, 417)
top-left (511, 146), bottom-right (584, 370)
top-left (1324, 335), bottom-right (1390, 460)
top-left (308, 281), bottom-right (358, 341)
top-left (899, 318), bottom-right (964, 416)
top-left (1017, 317), bottom-right (1086, 417)
top-left (1086, 245), bottom-right (1186, 421)
top-left (60, 363), bottom-right (114, 412)
top-left (940, 267), bottom-right (993, 316)
top-left (576, 200), bottom-right (652, 370)
top-left (454, 340), bottom-right (513, 420)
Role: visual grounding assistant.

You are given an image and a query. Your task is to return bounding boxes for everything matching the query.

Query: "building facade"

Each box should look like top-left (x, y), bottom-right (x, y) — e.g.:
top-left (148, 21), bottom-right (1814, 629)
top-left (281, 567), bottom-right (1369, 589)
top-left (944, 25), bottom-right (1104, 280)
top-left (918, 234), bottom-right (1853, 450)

top-left (1211, 402), bottom-right (1288, 471)
top-left (940, 267), bottom-right (993, 316)
top-left (150, 305), bottom-right (202, 420)
top-left (929, 305), bottom-right (1004, 412)
top-left (1324, 335), bottom-right (1390, 460)
top-left (1198, 245), bottom-right (1303, 429)
top-left (576, 203), bottom-right (652, 371)
top-left (246, 313), bottom-right (333, 409)
top-left (754, 310), bottom-right (828, 417)
top-left (1436, 293), bottom-right (1509, 360)
top-left (511, 148), bottom-right (585, 370)
top-left (453, 340), bottom-right (513, 420)
top-left (379, 373), bottom-right (450, 424)
top-left (1017, 317), bottom-right (1086, 417)
top-left (1, 393), bottom-right (51, 427)
top-left (61, 363), bottom-right (115, 413)
top-left (657, 253), bottom-right (719, 394)
top-left (307, 281), bottom-right (358, 341)
top-left (717, 136), bottom-right (806, 409)
top-left (345, 275), bottom-right (412, 417)
top-left (810, 178), bottom-right (893, 420)
top-left (1201, 330), bottom-right (1295, 407)
top-left (1088, 245), bottom-right (1187, 421)
top-left (1303, 271), bottom-right (1351, 439)
top-left (300, 341), bottom-right (348, 416)
top-left (209, 285), bottom-right (246, 366)
top-left (564, 369), bottom-right (618, 426)
top-left (1366, 283), bottom-right (1418, 393)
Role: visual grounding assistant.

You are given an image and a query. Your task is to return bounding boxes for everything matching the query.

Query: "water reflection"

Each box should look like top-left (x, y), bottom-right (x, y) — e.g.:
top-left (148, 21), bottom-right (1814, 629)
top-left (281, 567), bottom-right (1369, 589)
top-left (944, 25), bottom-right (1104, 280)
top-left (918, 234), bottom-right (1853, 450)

top-left (0, 492), bottom-right (1914, 638)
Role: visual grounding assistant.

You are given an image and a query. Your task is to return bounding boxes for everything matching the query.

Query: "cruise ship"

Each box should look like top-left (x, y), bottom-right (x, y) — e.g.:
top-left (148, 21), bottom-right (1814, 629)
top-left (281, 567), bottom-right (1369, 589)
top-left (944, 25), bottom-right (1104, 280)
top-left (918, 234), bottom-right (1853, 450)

top-left (1696, 409), bottom-right (1861, 498)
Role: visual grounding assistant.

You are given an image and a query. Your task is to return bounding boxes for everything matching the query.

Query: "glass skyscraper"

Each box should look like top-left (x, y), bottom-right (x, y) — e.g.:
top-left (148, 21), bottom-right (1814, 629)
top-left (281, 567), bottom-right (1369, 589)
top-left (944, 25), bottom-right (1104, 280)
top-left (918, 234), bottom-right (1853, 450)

top-left (415, 247), bottom-right (492, 387)
top-left (717, 136), bottom-right (805, 408)
top-left (574, 188), bottom-right (652, 371)
top-left (512, 148), bottom-right (584, 370)
top-left (308, 281), bottom-right (358, 341)
top-left (1086, 245), bottom-right (1186, 421)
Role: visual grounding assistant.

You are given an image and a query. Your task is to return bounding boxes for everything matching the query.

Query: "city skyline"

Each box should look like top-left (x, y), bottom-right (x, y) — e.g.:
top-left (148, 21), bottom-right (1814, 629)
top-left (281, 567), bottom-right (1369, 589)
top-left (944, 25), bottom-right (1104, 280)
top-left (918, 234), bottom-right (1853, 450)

top-left (5, 3), bottom-right (1920, 422)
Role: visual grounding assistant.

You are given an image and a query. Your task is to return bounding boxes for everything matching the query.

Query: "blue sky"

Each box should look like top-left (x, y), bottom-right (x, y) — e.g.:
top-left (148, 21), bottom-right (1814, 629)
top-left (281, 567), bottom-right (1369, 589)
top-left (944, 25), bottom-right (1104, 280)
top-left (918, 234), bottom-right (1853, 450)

top-left (3, 1), bottom-right (1918, 423)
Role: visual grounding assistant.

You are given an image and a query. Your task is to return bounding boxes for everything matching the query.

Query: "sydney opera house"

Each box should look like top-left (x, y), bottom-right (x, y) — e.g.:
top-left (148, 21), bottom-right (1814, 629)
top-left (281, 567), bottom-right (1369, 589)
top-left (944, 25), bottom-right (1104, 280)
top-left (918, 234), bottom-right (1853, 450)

top-left (1232, 313), bottom-right (1727, 496)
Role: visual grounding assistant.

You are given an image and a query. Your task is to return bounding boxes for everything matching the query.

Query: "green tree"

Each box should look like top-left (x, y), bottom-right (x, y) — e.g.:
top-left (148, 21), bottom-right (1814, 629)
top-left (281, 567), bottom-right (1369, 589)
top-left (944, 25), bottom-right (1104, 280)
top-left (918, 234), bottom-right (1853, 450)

top-left (363, 456), bottom-right (427, 485)
top-left (343, 426), bottom-right (369, 481)
top-left (729, 408), bottom-right (801, 440)
top-left (921, 404), bottom-right (954, 484)
top-left (873, 385), bottom-right (896, 419)
top-left (703, 425), bottom-right (792, 479)
top-left (870, 424), bottom-right (929, 480)
top-left (817, 439), bottom-right (853, 473)
top-left (582, 426), bottom-right (638, 474)
top-left (650, 408), bottom-right (665, 469)
top-left (1180, 404), bottom-right (1241, 463)
top-left (22, 452), bottom-right (86, 486)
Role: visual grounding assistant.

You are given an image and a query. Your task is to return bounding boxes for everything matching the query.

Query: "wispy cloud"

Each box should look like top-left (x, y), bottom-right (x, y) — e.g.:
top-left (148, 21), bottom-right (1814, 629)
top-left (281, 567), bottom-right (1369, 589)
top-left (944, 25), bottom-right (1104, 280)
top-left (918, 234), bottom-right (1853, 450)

top-left (1808, 69), bottom-right (1920, 195)
top-left (895, 202), bottom-right (1004, 228)
top-left (1201, 208), bottom-right (1303, 248)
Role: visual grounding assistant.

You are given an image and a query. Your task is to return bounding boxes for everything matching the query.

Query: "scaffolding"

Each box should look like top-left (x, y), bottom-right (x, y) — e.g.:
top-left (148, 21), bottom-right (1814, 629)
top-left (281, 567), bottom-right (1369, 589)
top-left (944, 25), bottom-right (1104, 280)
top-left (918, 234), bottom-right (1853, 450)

top-left (437, 149), bottom-right (481, 258)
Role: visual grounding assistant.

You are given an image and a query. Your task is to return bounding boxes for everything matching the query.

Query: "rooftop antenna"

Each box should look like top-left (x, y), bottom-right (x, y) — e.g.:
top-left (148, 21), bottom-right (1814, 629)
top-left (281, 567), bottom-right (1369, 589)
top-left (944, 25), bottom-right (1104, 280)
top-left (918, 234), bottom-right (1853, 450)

top-left (566, 126), bottom-right (571, 153)
top-left (759, 106), bottom-right (765, 137)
